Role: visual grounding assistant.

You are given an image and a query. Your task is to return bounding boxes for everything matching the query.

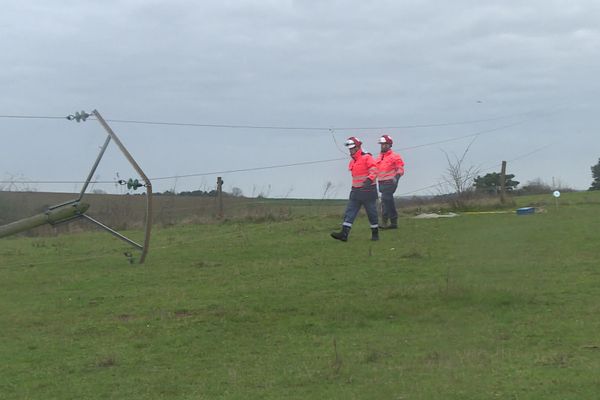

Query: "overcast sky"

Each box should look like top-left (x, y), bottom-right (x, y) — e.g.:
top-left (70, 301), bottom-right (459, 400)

top-left (1, 0), bottom-right (599, 198)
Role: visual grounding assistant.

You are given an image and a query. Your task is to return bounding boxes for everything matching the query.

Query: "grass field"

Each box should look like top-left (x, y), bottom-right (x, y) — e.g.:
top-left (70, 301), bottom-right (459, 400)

top-left (1, 192), bottom-right (600, 399)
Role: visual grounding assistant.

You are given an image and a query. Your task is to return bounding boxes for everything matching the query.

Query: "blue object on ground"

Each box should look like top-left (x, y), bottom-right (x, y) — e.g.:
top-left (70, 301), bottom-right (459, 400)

top-left (516, 207), bottom-right (536, 215)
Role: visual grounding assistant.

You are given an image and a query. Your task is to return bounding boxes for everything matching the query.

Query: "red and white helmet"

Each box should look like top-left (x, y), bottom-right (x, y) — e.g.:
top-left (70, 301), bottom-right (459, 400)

top-left (378, 134), bottom-right (393, 145)
top-left (344, 136), bottom-right (362, 149)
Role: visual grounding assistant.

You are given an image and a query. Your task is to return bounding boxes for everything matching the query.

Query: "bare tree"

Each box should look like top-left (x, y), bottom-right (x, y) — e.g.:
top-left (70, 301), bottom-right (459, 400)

top-left (439, 138), bottom-right (480, 208)
top-left (0, 173), bottom-right (36, 192)
top-left (170, 176), bottom-right (179, 195)
top-left (230, 187), bottom-right (243, 197)
top-left (258, 184), bottom-right (271, 198)
top-left (322, 181), bottom-right (334, 200)
top-left (441, 151), bottom-right (480, 195)
top-left (282, 186), bottom-right (294, 199)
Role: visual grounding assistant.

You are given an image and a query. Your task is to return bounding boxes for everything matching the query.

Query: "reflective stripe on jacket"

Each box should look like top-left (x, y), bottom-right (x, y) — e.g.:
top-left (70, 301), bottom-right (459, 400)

top-left (376, 150), bottom-right (404, 182)
top-left (349, 151), bottom-right (377, 188)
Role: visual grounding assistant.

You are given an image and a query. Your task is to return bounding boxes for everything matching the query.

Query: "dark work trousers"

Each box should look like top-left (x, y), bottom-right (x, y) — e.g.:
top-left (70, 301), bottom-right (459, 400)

top-left (379, 182), bottom-right (398, 220)
top-left (342, 188), bottom-right (379, 228)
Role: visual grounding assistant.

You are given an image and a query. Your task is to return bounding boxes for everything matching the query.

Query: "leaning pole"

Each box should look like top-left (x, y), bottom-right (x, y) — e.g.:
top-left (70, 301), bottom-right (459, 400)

top-left (0, 202), bottom-right (90, 238)
top-left (1, 109), bottom-right (152, 264)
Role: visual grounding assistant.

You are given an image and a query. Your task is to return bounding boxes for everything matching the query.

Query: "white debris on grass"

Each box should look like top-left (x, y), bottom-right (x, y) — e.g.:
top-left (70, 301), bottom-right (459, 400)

top-left (413, 212), bottom-right (459, 219)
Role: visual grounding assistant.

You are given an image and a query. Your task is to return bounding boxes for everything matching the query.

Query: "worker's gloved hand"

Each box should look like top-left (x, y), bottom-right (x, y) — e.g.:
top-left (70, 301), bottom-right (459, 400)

top-left (363, 178), bottom-right (373, 188)
top-left (393, 174), bottom-right (402, 184)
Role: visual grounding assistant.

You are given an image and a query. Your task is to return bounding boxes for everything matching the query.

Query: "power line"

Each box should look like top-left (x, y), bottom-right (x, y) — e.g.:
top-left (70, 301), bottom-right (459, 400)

top-left (151, 158), bottom-right (346, 181)
top-left (399, 143), bottom-right (555, 196)
top-left (326, 110), bottom-right (549, 131)
top-left (103, 113), bottom-right (533, 131)
top-left (478, 143), bottom-right (555, 172)
top-left (0, 158), bottom-right (346, 185)
top-left (0, 142), bottom-right (553, 193)
top-left (0, 115), bottom-right (66, 120)
top-left (508, 143), bottom-right (554, 163)
top-left (0, 110), bottom-right (554, 187)
top-left (0, 123), bottom-right (545, 185)
top-left (148, 120), bottom-right (536, 182)
top-left (0, 108), bottom-right (548, 132)
top-left (397, 120), bottom-right (526, 151)
top-left (397, 182), bottom-right (442, 196)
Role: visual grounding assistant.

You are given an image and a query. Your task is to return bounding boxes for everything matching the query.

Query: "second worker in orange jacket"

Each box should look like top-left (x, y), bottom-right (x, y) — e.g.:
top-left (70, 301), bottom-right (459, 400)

top-left (375, 134), bottom-right (404, 229)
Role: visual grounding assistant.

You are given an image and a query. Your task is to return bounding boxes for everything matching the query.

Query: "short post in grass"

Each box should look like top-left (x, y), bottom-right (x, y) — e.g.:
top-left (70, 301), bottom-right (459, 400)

top-left (217, 177), bottom-right (224, 219)
top-left (500, 161), bottom-right (507, 204)
top-left (553, 190), bottom-right (561, 210)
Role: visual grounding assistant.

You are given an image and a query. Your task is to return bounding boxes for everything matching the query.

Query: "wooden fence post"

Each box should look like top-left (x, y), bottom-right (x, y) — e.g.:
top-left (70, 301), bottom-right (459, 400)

top-left (500, 161), bottom-right (507, 204)
top-left (217, 177), bottom-right (224, 219)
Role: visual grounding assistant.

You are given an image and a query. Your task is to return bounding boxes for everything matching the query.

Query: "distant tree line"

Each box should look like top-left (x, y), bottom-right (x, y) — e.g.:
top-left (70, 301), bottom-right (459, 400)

top-left (472, 173), bottom-right (578, 195)
top-left (473, 172), bottom-right (519, 194)
top-left (467, 157), bottom-right (600, 194)
top-left (154, 187), bottom-right (244, 197)
top-left (590, 158), bottom-right (600, 191)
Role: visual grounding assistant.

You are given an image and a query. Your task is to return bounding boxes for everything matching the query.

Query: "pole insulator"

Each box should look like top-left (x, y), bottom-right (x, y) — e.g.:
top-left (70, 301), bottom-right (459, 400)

top-left (127, 178), bottom-right (144, 190)
top-left (118, 178), bottom-right (145, 190)
top-left (67, 110), bottom-right (91, 122)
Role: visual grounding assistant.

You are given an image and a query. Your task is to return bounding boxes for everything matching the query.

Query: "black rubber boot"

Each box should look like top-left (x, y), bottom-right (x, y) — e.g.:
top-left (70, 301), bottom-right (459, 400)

top-left (380, 219), bottom-right (394, 230)
top-left (371, 227), bottom-right (379, 241)
top-left (331, 225), bottom-right (351, 242)
top-left (389, 218), bottom-right (398, 229)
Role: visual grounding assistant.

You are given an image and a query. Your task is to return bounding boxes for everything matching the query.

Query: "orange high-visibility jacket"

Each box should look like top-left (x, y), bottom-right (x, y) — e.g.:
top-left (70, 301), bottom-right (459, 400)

top-left (376, 150), bottom-right (404, 183)
top-left (349, 151), bottom-right (378, 188)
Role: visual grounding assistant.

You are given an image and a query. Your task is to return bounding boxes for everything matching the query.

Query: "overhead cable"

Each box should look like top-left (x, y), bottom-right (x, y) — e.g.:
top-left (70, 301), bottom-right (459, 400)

top-left (0, 108), bottom-right (548, 132)
top-left (150, 158), bottom-right (346, 181)
top-left (0, 115), bottom-right (66, 120)
top-left (399, 143), bottom-right (555, 196)
top-left (0, 118), bottom-right (537, 186)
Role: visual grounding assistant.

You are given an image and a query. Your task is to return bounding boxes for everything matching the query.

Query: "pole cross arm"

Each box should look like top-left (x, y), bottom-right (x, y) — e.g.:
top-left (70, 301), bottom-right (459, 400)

top-left (91, 110), bottom-right (153, 263)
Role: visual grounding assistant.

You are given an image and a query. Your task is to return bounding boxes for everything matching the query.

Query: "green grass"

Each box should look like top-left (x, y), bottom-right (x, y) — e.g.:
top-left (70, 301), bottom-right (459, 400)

top-left (2, 192), bottom-right (600, 399)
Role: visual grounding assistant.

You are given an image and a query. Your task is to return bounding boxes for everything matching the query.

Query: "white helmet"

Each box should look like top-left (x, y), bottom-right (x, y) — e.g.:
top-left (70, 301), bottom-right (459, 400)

top-left (377, 134), bottom-right (393, 145)
top-left (344, 136), bottom-right (362, 149)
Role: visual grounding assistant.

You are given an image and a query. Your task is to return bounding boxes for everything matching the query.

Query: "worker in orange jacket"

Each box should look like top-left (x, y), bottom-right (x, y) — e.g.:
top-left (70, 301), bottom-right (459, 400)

top-left (331, 136), bottom-right (379, 242)
top-left (375, 134), bottom-right (404, 229)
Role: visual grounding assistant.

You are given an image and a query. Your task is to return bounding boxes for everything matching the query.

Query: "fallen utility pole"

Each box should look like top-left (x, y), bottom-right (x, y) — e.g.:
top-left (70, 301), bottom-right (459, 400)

top-left (0, 202), bottom-right (90, 238)
top-left (0, 109), bottom-right (153, 264)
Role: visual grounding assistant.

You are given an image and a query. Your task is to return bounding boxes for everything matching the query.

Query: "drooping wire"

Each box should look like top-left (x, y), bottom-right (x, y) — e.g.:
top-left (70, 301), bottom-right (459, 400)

top-left (398, 143), bottom-right (555, 196)
top-left (150, 158), bottom-right (347, 181)
top-left (0, 107), bottom-right (556, 197)
top-left (396, 120), bottom-right (526, 151)
top-left (478, 143), bottom-right (555, 173)
top-left (0, 115), bottom-right (66, 120)
top-left (330, 128), bottom-right (349, 156)
top-left (0, 117), bottom-right (541, 185)
top-left (0, 108), bottom-right (552, 131)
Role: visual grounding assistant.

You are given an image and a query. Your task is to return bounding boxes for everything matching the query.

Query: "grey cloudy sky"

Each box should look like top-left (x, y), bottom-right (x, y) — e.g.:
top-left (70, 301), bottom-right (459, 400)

top-left (1, 0), bottom-right (599, 198)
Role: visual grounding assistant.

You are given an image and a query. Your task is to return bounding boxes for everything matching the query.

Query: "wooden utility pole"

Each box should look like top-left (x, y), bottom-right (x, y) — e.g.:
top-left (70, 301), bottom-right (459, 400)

top-left (217, 177), bottom-right (224, 219)
top-left (499, 161), bottom-right (507, 204)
